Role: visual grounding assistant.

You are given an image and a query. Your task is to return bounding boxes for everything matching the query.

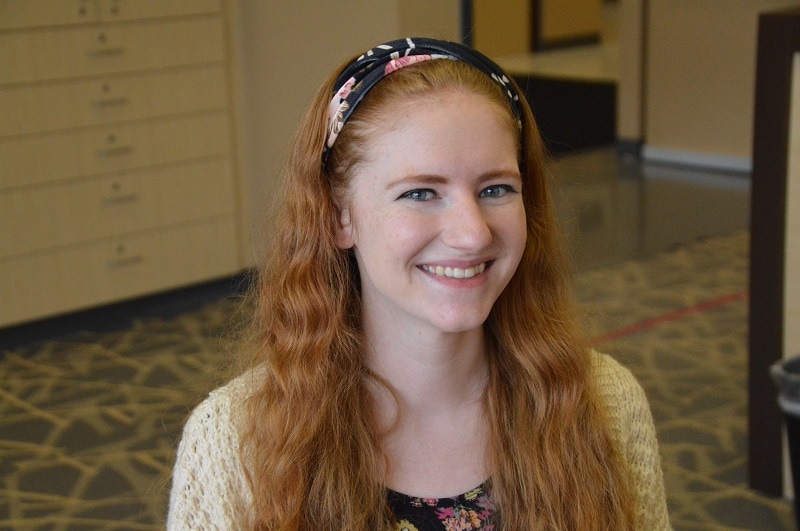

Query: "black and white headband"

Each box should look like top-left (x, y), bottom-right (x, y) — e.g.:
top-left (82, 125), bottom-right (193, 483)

top-left (324, 37), bottom-right (523, 158)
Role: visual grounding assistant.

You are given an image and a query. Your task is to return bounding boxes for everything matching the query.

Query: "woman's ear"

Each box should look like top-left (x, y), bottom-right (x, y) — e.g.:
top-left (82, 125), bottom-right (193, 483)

top-left (334, 207), bottom-right (354, 249)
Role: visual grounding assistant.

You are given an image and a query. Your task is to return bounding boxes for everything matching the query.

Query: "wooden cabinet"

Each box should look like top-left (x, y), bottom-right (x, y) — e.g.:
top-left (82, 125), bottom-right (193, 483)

top-left (0, 0), bottom-right (242, 326)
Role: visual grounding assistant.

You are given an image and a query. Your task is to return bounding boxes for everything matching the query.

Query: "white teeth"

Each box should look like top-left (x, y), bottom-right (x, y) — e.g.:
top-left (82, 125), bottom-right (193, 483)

top-left (422, 262), bottom-right (487, 279)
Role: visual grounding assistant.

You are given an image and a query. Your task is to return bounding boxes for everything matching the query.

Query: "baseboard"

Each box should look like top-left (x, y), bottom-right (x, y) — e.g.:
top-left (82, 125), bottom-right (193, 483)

top-left (616, 139), bottom-right (642, 158)
top-left (642, 145), bottom-right (752, 173)
top-left (0, 271), bottom-right (253, 352)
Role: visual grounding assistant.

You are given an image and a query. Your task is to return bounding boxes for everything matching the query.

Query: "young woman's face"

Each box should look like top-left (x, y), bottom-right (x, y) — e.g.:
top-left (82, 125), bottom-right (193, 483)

top-left (336, 90), bottom-right (527, 336)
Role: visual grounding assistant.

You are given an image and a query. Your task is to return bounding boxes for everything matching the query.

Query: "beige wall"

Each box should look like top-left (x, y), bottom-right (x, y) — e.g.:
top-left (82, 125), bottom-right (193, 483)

top-left (229, 1), bottom-right (458, 262)
top-left (540, 0), bottom-right (601, 43)
top-left (472, 0), bottom-right (602, 56)
top-left (472, 0), bottom-right (530, 58)
top-left (616, 0), bottom-right (645, 142)
top-left (642, 0), bottom-right (799, 169)
top-left (399, 0), bottom-right (460, 41)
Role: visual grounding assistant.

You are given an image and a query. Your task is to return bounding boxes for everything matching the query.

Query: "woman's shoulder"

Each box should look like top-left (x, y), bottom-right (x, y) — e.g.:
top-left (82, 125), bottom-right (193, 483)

top-left (181, 366), bottom-right (269, 450)
top-left (590, 351), bottom-right (671, 529)
top-left (591, 350), bottom-right (648, 408)
top-left (167, 367), bottom-right (266, 528)
top-left (590, 351), bottom-right (658, 463)
top-left (198, 367), bottom-right (265, 412)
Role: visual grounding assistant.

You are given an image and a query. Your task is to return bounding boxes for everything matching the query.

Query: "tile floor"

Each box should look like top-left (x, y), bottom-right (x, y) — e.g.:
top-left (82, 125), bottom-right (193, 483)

top-left (552, 147), bottom-right (751, 271)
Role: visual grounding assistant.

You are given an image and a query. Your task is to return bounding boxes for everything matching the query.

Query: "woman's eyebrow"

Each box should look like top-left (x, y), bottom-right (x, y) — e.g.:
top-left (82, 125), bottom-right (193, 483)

top-left (479, 170), bottom-right (523, 182)
top-left (385, 170), bottom-right (521, 191)
top-left (384, 174), bottom-right (448, 191)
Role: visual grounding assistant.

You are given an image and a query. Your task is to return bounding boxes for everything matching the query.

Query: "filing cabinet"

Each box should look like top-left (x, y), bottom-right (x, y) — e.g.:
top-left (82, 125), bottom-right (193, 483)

top-left (0, 0), bottom-right (242, 326)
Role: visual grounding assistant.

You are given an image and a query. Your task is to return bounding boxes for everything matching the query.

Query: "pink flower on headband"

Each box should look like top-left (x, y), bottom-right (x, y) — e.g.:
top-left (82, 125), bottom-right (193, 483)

top-left (384, 54), bottom-right (433, 75)
top-left (326, 77), bottom-right (356, 148)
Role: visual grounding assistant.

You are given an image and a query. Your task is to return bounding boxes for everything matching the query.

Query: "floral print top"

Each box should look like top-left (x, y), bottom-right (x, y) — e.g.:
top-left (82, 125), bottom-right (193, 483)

top-left (388, 483), bottom-right (498, 530)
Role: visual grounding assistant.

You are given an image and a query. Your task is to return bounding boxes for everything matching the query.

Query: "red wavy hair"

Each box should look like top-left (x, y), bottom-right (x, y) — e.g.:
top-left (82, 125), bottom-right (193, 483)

top-left (240, 56), bottom-right (635, 529)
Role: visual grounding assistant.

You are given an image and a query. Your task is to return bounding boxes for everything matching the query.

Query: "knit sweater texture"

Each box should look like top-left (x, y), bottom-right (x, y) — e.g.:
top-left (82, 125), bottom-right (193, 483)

top-left (167, 352), bottom-right (671, 529)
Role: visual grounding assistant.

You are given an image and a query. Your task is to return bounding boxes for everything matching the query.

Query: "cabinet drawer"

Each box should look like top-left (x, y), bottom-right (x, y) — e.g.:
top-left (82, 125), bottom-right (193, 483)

top-left (0, 112), bottom-right (231, 189)
top-left (0, 64), bottom-right (227, 137)
top-left (0, 157), bottom-right (236, 257)
top-left (0, 0), bottom-right (99, 30)
top-left (0, 16), bottom-right (225, 85)
top-left (0, 217), bottom-right (240, 326)
top-left (96, 0), bottom-right (220, 23)
top-left (0, 0), bottom-right (220, 30)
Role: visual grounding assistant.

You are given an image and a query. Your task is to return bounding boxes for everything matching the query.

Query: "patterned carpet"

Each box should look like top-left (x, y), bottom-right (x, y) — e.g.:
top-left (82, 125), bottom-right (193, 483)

top-left (0, 230), bottom-right (795, 530)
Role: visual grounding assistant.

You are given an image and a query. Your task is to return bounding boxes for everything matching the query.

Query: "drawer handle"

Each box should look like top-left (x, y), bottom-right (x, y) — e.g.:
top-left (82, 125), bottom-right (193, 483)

top-left (88, 47), bottom-right (126, 59)
top-left (102, 192), bottom-right (139, 206)
top-left (107, 254), bottom-right (144, 269)
top-left (92, 96), bottom-right (129, 109)
top-left (96, 145), bottom-right (134, 158)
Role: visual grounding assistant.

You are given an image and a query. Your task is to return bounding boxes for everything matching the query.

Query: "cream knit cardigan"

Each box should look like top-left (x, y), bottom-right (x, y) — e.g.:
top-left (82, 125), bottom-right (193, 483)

top-left (167, 353), bottom-right (671, 529)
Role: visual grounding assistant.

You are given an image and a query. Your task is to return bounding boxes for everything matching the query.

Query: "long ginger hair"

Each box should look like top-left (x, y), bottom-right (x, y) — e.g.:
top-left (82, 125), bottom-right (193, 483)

top-left (241, 55), bottom-right (635, 529)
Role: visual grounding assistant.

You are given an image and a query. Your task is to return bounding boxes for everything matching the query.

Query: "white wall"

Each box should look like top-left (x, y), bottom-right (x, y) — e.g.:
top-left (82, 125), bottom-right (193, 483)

top-left (228, 1), bottom-right (459, 263)
top-left (784, 56), bottom-right (800, 363)
top-left (642, 0), bottom-right (799, 171)
top-left (785, 53), bottom-right (800, 497)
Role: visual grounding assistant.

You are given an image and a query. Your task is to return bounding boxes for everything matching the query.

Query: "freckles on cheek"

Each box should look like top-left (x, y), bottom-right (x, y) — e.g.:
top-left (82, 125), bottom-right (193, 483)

top-left (380, 211), bottom-right (429, 249)
top-left (392, 211), bottom-right (431, 237)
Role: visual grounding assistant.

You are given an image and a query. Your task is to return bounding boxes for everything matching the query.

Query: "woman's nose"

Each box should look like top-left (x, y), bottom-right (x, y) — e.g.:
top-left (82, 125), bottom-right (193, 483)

top-left (441, 197), bottom-right (492, 250)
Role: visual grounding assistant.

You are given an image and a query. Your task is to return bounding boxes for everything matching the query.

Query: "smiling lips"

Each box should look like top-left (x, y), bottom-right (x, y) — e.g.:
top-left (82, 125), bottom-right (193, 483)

top-left (421, 262), bottom-right (488, 279)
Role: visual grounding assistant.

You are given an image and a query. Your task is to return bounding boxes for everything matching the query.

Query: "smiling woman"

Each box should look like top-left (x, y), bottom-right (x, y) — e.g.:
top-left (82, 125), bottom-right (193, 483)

top-left (334, 89), bottom-right (525, 337)
top-left (167, 37), bottom-right (670, 530)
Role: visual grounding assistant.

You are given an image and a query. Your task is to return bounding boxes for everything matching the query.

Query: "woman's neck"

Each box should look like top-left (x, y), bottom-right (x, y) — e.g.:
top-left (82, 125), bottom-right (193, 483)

top-left (364, 323), bottom-right (492, 497)
top-left (364, 320), bottom-right (489, 417)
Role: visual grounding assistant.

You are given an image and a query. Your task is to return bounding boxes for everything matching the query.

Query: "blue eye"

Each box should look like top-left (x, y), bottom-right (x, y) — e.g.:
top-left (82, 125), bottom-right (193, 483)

top-left (480, 185), bottom-right (516, 198)
top-left (399, 189), bottom-right (437, 201)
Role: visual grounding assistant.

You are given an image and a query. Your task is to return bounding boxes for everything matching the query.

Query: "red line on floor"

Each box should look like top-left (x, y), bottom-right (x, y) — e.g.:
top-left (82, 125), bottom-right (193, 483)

top-left (590, 290), bottom-right (749, 345)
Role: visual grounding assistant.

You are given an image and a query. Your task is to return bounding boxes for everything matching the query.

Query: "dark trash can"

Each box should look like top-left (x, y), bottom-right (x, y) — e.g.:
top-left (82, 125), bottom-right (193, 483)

top-left (770, 355), bottom-right (800, 528)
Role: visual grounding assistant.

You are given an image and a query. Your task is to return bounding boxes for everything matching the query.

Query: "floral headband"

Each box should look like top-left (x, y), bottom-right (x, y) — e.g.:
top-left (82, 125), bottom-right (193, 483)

top-left (324, 37), bottom-right (523, 158)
